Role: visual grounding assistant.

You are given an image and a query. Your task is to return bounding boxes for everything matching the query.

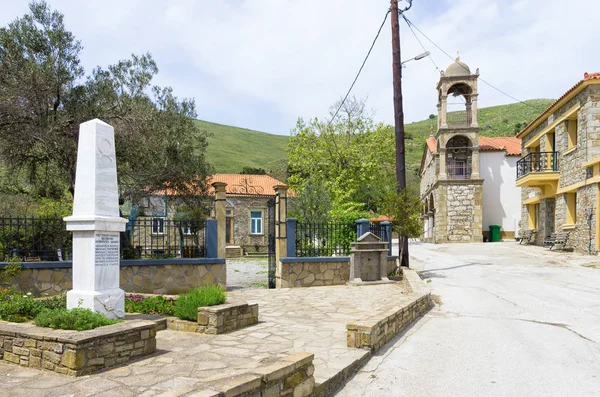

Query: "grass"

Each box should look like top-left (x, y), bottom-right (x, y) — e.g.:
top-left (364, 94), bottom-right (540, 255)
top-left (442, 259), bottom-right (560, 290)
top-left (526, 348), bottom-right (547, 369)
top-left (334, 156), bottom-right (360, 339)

top-left (250, 282), bottom-right (269, 289)
top-left (197, 120), bottom-right (288, 174)
top-left (0, 292), bottom-right (66, 323)
top-left (200, 99), bottom-right (554, 176)
top-left (125, 294), bottom-right (175, 315)
top-left (173, 285), bottom-right (227, 321)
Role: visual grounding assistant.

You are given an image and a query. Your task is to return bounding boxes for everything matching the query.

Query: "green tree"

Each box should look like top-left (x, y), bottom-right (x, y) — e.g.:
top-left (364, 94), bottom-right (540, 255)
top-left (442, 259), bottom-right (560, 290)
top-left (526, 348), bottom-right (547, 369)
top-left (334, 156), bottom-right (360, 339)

top-left (287, 97), bottom-right (395, 214)
top-left (0, 1), bottom-right (211, 207)
top-left (240, 167), bottom-right (267, 175)
top-left (382, 183), bottom-right (423, 239)
top-left (288, 177), bottom-right (331, 224)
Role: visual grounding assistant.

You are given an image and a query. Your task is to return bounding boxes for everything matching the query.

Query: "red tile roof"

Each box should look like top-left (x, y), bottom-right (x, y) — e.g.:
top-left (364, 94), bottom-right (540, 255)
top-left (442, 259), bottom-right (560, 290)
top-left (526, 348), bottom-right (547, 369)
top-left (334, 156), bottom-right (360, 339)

top-left (210, 174), bottom-right (289, 196)
top-left (478, 137), bottom-right (522, 156)
top-left (424, 136), bottom-right (521, 156)
top-left (517, 72), bottom-right (600, 138)
top-left (426, 137), bottom-right (437, 153)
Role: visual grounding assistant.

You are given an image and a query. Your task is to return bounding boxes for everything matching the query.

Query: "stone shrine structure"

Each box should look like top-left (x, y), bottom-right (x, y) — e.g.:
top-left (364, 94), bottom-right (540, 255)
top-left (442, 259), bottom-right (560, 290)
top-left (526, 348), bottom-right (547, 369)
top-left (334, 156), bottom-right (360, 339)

top-left (64, 119), bottom-right (128, 319)
top-left (348, 232), bottom-right (391, 284)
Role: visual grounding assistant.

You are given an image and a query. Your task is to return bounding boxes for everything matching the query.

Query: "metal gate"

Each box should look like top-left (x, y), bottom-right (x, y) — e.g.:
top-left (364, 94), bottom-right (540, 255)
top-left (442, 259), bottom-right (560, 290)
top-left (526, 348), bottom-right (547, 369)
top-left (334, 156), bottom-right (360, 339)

top-left (267, 196), bottom-right (276, 288)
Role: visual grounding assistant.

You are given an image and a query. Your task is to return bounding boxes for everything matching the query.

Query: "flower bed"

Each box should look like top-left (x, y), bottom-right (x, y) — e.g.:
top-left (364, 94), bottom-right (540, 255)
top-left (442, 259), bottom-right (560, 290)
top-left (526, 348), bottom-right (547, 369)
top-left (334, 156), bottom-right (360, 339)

top-left (0, 319), bottom-right (158, 376)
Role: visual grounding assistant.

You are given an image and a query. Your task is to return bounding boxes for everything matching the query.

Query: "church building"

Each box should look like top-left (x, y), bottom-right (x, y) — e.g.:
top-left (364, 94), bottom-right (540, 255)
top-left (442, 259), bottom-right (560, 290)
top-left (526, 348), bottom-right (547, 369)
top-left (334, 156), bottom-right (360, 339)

top-left (419, 58), bottom-right (522, 243)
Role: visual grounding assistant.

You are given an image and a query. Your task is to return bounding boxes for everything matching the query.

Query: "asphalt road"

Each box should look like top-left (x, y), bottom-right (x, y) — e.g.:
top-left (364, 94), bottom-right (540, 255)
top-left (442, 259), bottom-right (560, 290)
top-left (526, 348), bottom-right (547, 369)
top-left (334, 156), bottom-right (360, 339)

top-left (337, 241), bottom-right (600, 397)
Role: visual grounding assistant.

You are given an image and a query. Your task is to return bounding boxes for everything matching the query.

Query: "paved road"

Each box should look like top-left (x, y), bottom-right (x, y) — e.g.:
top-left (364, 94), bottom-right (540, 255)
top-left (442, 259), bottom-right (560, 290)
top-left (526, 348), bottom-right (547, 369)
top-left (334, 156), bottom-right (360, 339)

top-left (338, 241), bottom-right (600, 397)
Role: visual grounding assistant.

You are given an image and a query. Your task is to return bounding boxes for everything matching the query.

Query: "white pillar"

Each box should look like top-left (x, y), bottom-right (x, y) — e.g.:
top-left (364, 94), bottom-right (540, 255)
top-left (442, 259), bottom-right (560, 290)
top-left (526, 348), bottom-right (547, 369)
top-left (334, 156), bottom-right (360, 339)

top-left (428, 215), bottom-right (434, 238)
top-left (64, 119), bottom-right (128, 319)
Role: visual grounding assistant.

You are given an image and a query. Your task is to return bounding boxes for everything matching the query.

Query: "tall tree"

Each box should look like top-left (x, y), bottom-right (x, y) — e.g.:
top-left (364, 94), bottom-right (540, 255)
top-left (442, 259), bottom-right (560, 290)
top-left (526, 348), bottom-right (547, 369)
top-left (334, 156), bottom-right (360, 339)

top-left (0, 1), bottom-right (211, 210)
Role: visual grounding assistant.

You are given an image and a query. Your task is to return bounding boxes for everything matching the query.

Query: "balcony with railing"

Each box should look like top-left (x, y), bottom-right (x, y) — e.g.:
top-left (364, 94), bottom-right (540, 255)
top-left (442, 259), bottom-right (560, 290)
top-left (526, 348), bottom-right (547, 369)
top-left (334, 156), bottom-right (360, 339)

top-left (517, 152), bottom-right (559, 179)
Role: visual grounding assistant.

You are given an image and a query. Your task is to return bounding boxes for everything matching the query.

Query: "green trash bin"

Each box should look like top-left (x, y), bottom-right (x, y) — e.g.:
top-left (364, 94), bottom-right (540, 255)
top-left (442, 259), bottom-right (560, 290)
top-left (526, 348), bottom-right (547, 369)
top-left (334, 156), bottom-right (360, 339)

top-left (489, 225), bottom-right (502, 242)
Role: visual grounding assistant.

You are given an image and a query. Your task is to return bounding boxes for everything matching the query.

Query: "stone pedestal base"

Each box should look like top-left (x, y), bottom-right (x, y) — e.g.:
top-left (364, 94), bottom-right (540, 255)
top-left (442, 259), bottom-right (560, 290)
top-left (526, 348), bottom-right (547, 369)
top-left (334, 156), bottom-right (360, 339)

top-left (67, 288), bottom-right (125, 319)
top-left (347, 278), bottom-right (395, 287)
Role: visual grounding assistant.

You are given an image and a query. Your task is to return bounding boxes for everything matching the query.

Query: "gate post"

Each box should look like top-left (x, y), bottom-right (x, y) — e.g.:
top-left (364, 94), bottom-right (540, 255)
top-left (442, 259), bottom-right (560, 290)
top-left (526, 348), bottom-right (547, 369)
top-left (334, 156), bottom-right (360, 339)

top-left (381, 221), bottom-right (392, 256)
top-left (286, 218), bottom-right (296, 258)
top-left (212, 181), bottom-right (227, 261)
top-left (356, 218), bottom-right (370, 238)
top-left (274, 185), bottom-right (288, 273)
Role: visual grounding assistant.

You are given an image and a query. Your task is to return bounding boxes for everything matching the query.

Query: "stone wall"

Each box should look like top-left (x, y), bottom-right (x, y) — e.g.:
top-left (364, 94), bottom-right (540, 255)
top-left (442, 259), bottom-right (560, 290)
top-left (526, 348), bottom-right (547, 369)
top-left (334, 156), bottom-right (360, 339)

top-left (0, 259), bottom-right (226, 297)
top-left (346, 294), bottom-right (432, 352)
top-left (0, 320), bottom-right (157, 376)
top-left (433, 180), bottom-right (483, 243)
top-left (167, 300), bottom-right (258, 334)
top-left (193, 352), bottom-right (315, 397)
top-left (276, 257), bottom-right (398, 288)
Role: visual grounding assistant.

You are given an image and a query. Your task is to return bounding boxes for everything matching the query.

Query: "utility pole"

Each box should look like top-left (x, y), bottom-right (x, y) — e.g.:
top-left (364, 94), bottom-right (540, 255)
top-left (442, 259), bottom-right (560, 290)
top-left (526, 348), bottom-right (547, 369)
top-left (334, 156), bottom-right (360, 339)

top-left (390, 0), bottom-right (409, 267)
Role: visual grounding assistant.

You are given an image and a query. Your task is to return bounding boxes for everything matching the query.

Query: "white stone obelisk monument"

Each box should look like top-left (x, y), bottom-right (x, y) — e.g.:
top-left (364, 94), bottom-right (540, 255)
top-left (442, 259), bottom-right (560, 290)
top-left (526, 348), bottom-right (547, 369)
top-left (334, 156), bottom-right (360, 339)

top-left (64, 119), bottom-right (128, 319)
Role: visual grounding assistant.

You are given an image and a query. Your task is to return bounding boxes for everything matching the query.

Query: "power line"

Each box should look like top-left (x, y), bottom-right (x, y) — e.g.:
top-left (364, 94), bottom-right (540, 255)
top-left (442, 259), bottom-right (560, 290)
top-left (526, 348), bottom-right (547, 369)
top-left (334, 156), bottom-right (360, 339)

top-left (327, 10), bottom-right (390, 127)
top-left (403, 14), bottom-right (440, 73)
top-left (401, 14), bottom-right (546, 112)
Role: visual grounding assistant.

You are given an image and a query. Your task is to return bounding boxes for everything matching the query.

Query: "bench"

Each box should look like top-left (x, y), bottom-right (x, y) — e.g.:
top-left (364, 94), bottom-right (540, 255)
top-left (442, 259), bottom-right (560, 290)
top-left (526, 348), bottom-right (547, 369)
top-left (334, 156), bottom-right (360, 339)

top-left (544, 231), bottom-right (570, 251)
top-left (519, 230), bottom-right (536, 245)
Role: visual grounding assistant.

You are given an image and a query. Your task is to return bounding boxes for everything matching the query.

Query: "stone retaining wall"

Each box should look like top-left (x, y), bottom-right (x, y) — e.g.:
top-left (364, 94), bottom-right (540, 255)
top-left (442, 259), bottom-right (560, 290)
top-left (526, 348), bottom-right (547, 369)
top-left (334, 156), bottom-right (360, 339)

top-left (196, 352), bottom-right (315, 397)
top-left (166, 300), bottom-right (258, 334)
top-left (277, 257), bottom-right (398, 288)
top-left (0, 259), bottom-right (226, 297)
top-left (0, 320), bottom-right (157, 376)
top-left (346, 294), bottom-right (432, 352)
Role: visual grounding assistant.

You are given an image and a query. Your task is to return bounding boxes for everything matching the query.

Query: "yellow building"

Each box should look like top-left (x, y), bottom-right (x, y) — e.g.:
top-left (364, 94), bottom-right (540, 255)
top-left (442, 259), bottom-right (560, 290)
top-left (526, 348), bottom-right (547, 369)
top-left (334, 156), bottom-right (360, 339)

top-left (516, 72), bottom-right (600, 252)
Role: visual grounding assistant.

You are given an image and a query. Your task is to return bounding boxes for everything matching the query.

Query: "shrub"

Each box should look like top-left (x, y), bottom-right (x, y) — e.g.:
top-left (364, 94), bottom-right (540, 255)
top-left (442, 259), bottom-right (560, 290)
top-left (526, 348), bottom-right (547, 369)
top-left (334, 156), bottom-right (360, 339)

top-left (125, 294), bottom-right (175, 315)
top-left (174, 285), bottom-right (226, 321)
top-left (34, 308), bottom-right (120, 331)
top-left (0, 292), bottom-right (66, 322)
top-left (0, 258), bottom-right (22, 286)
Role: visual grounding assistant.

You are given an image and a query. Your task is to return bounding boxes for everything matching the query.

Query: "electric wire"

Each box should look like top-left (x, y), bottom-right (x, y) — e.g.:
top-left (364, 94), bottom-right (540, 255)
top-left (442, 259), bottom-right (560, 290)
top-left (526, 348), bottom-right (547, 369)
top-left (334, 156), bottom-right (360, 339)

top-left (401, 14), bottom-right (547, 112)
top-left (327, 9), bottom-right (390, 127)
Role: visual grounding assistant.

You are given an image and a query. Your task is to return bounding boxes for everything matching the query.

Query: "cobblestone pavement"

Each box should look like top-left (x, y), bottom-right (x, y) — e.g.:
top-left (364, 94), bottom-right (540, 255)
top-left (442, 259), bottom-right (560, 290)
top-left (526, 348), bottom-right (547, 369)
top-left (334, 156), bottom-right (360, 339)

top-left (0, 283), bottom-right (415, 396)
top-left (227, 257), bottom-right (269, 290)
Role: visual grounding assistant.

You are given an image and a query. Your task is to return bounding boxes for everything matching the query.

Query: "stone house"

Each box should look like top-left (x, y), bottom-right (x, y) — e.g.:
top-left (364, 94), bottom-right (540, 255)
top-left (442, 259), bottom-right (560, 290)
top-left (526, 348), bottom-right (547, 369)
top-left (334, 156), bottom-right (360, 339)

top-left (516, 72), bottom-right (600, 253)
top-left (209, 174), bottom-right (289, 256)
top-left (419, 58), bottom-right (522, 242)
top-left (134, 174), bottom-right (289, 257)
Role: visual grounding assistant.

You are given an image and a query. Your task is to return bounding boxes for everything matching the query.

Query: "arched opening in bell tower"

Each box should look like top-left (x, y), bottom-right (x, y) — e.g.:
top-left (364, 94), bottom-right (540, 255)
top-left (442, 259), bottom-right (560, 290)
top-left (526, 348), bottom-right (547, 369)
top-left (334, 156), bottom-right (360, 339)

top-left (446, 135), bottom-right (473, 179)
top-left (446, 83), bottom-right (473, 128)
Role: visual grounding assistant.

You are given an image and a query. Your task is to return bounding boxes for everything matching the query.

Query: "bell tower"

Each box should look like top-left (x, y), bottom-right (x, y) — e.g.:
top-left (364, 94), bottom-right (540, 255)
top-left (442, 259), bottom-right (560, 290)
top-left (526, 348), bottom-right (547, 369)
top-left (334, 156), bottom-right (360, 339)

top-left (430, 58), bottom-right (483, 243)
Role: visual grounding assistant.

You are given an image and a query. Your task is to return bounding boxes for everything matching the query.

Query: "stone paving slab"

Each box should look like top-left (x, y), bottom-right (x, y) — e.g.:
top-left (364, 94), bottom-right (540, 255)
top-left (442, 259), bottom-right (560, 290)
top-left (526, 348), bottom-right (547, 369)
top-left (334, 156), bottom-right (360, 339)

top-left (0, 283), bottom-right (416, 396)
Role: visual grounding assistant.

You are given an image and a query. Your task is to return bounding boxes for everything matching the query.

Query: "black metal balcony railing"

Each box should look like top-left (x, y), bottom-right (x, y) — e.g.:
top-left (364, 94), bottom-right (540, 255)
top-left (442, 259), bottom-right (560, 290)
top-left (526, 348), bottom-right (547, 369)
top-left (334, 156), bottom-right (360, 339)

top-left (517, 151), bottom-right (559, 179)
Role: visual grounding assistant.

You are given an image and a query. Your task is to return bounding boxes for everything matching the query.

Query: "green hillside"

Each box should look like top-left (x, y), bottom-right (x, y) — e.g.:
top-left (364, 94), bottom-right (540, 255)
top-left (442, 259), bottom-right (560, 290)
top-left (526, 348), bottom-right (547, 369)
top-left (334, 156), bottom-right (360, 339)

top-left (196, 120), bottom-right (288, 174)
top-left (201, 98), bottom-right (554, 175)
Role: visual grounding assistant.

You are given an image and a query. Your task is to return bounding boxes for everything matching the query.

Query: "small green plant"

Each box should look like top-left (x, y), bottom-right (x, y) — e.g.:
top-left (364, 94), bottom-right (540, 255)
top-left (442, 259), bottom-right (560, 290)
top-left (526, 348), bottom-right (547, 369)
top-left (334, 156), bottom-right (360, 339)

top-left (0, 258), bottom-right (22, 286)
top-left (125, 294), bottom-right (175, 315)
top-left (0, 292), bottom-right (66, 322)
top-left (174, 285), bottom-right (226, 321)
top-left (250, 282), bottom-right (268, 289)
top-left (34, 308), bottom-right (120, 331)
top-left (254, 244), bottom-right (261, 253)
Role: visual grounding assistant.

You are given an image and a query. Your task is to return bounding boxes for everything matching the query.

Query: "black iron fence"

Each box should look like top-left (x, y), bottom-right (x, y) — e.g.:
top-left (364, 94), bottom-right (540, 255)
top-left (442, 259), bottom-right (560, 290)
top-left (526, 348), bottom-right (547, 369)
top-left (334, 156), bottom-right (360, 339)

top-left (124, 218), bottom-right (206, 259)
top-left (0, 216), bottom-right (206, 261)
top-left (369, 223), bottom-right (383, 239)
top-left (0, 217), bottom-right (72, 261)
top-left (516, 151), bottom-right (559, 179)
top-left (295, 222), bottom-right (356, 257)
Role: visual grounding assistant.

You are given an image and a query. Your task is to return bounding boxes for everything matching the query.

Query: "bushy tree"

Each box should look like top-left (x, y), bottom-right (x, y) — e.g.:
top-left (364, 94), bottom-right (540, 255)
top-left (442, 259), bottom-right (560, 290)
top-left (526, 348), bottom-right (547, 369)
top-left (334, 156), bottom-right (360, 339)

top-left (0, 1), bottom-right (211, 210)
top-left (288, 176), bottom-right (331, 224)
top-left (287, 97), bottom-right (395, 214)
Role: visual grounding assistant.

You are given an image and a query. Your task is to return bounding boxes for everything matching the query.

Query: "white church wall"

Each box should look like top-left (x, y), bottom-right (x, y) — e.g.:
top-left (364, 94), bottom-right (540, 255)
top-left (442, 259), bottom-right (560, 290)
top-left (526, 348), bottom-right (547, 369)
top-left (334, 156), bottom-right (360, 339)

top-left (480, 152), bottom-right (521, 232)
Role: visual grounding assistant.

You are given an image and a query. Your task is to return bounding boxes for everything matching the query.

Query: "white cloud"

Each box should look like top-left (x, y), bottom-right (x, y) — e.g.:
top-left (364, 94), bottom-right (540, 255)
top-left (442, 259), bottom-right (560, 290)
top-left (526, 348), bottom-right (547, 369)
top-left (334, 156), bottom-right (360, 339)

top-left (1, 0), bottom-right (600, 135)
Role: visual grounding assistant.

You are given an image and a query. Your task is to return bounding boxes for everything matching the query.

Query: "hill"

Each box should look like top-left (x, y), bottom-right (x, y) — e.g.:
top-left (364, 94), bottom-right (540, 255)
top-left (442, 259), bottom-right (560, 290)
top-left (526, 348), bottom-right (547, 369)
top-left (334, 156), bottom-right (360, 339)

top-left (195, 120), bottom-right (288, 174)
top-left (200, 98), bottom-right (555, 175)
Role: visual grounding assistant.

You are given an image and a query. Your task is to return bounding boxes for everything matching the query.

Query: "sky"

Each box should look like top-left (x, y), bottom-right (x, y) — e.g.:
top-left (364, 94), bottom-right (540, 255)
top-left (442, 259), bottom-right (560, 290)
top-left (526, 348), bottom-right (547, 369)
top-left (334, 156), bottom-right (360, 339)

top-left (1, 0), bottom-right (599, 136)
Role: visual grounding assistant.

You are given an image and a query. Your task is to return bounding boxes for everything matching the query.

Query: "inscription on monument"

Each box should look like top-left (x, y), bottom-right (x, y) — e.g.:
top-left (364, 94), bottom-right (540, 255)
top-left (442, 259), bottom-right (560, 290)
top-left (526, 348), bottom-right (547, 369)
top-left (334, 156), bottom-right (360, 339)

top-left (95, 233), bottom-right (119, 267)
